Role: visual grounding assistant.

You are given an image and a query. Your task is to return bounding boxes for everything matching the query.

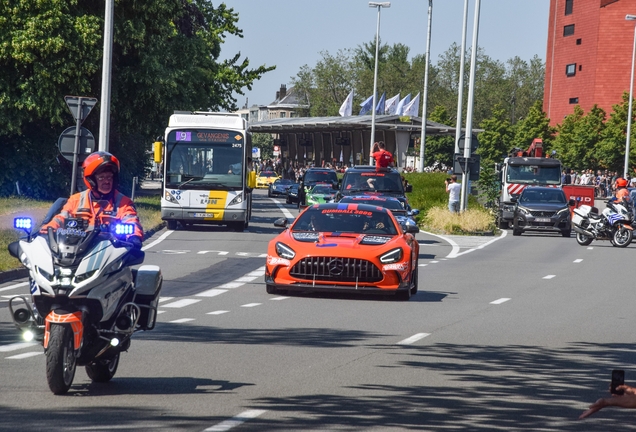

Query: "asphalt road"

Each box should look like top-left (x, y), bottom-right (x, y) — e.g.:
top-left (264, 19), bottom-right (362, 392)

top-left (1, 189), bottom-right (636, 431)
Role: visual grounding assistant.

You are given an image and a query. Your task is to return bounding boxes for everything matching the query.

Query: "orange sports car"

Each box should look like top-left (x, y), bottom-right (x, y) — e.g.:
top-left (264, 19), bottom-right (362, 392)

top-left (265, 203), bottom-right (420, 300)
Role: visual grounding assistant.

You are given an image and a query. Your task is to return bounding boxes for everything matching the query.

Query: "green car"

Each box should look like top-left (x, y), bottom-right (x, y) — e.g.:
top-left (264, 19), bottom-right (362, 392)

top-left (306, 184), bottom-right (337, 205)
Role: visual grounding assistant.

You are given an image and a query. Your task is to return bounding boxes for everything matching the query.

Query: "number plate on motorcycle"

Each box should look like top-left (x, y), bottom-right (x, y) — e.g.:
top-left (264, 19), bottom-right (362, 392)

top-left (193, 213), bottom-right (216, 218)
top-left (534, 217), bottom-right (552, 222)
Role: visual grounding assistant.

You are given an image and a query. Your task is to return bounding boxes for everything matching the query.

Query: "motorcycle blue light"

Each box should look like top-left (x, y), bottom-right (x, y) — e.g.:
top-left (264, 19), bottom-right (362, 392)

top-left (114, 224), bottom-right (135, 236)
top-left (14, 218), bottom-right (32, 230)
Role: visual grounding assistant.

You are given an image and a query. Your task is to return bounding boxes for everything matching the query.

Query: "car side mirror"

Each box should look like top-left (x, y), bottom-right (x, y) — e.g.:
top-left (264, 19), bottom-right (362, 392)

top-left (568, 199), bottom-right (575, 206)
top-left (410, 209), bottom-right (420, 216)
top-left (274, 218), bottom-right (288, 228)
top-left (405, 224), bottom-right (420, 234)
top-left (405, 184), bottom-right (413, 193)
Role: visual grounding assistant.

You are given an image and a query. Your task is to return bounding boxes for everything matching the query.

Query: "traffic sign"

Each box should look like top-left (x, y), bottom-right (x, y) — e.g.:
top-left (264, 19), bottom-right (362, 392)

top-left (64, 96), bottom-right (97, 124)
top-left (453, 153), bottom-right (480, 181)
top-left (458, 133), bottom-right (479, 153)
top-left (58, 127), bottom-right (95, 162)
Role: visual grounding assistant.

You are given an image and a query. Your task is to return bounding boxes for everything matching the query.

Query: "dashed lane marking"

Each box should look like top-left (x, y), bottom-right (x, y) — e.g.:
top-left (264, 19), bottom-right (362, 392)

top-left (161, 299), bottom-right (201, 308)
top-left (240, 303), bottom-right (261, 308)
top-left (574, 259), bottom-right (583, 263)
top-left (6, 352), bottom-right (42, 360)
top-left (234, 276), bottom-right (258, 283)
top-left (203, 409), bottom-right (267, 432)
top-left (270, 297), bottom-right (289, 301)
top-left (0, 342), bottom-right (38, 352)
top-left (397, 333), bottom-right (430, 345)
top-left (207, 310), bottom-right (229, 315)
top-left (159, 297), bottom-right (174, 303)
top-left (543, 275), bottom-right (556, 280)
top-left (490, 298), bottom-right (511, 305)
top-left (169, 318), bottom-right (195, 324)
top-left (0, 282), bottom-right (28, 292)
top-left (587, 247), bottom-right (593, 250)
top-left (196, 289), bottom-right (228, 298)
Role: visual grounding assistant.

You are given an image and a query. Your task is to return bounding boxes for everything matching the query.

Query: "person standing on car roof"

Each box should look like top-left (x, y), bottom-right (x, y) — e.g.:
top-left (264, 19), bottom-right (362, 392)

top-left (40, 151), bottom-right (143, 248)
top-left (371, 141), bottom-right (394, 172)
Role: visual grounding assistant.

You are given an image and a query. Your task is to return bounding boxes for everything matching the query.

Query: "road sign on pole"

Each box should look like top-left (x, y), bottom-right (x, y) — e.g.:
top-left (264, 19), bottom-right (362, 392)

top-left (58, 127), bottom-right (96, 162)
top-left (64, 96), bottom-right (97, 124)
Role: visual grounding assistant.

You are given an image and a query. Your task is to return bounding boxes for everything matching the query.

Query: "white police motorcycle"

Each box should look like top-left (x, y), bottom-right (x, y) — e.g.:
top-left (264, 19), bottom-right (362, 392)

top-left (8, 198), bottom-right (162, 394)
top-left (571, 199), bottom-right (634, 247)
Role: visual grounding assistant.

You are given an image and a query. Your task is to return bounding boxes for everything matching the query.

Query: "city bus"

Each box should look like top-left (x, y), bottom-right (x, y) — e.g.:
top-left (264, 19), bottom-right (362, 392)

top-left (155, 111), bottom-right (255, 231)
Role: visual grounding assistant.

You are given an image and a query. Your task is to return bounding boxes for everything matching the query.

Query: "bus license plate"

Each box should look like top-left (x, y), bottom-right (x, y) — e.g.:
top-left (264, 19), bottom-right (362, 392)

top-left (194, 213), bottom-right (216, 218)
top-left (534, 217), bottom-right (551, 222)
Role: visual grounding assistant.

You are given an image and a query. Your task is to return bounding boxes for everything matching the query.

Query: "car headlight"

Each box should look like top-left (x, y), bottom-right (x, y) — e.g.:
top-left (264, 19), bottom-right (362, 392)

top-left (275, 242), bottom-right (296, 259)
top-left (380, 248), bottom-right (402, 264)
top-left (164, 190), bottom-right (179, 204)
top-left (517, 206), bottom-right (530, 215)
top-left (228, 193), bottom-right (243, 206)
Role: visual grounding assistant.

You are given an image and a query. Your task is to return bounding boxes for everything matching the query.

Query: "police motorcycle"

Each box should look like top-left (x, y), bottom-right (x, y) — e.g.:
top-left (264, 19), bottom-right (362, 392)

top-left (571, 198), bottom-right (634, 247)
top-left (7, 198), bottom-right (162, 394)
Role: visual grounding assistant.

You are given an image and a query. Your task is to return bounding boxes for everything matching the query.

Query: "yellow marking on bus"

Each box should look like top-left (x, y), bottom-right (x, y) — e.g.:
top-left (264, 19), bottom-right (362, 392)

top-left (204, 191), bottom-right (228, 220)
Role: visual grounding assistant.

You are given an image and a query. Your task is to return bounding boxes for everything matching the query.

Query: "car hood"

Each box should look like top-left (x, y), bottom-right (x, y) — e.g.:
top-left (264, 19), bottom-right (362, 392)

top-left (517, 202), bottom-right (568, 211)
top-left (280, 231), bottom-right (401, 255)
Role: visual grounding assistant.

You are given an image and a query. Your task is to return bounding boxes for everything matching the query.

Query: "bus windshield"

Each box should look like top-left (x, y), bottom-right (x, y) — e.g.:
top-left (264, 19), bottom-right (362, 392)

top-left (165, 129), bottom-right (245, 190)
top-left (506, 164), bottom-right (561, 185)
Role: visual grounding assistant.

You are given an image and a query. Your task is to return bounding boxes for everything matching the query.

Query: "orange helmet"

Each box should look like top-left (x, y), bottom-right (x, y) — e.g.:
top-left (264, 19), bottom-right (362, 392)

top-left (616, 177), bottom-right (628, 188)
top-left (82, 151), bottom-right (120, 192)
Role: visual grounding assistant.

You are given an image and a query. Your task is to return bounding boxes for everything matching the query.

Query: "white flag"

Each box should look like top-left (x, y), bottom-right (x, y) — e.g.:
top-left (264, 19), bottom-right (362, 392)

top-left (384, 93), bottom-right (400, 114)
top-left (395, 93), bottom-right (411, 116)
top-left (339, 90), bottom-right (354, 117)
top-left (401, 93), bottom-right (420, 117)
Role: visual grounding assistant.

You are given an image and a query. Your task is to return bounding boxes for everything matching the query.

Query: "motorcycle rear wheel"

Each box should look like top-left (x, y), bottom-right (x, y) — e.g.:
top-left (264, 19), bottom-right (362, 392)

top-left (86, 353), bottom-right (120, 383)
top-left (576, 232), bottom-right (593, 246)
top-left (613, 226), bottom-right (633, 248)
top-left (46, 323), bottom-right (77, 395)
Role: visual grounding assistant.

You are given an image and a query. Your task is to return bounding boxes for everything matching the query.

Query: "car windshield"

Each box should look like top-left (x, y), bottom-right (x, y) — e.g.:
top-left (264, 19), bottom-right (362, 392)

top-left (311, 185), bottom-right (334, 194)
top-left (507, 165), bottom-right (561, 185)
top-left (305, 171), bottom-right (337, 184)
top-left (293, 207), bottom-right (397, 235)
top-left (520, 189), bottom-right (566, 204)
top-left (343, 172), bottom-right (403, 193)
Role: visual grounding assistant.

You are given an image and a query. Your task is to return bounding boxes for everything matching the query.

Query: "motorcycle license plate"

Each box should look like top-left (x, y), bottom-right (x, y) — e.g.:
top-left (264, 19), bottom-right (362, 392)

top-left (535, 217), bottom-right (551, 222)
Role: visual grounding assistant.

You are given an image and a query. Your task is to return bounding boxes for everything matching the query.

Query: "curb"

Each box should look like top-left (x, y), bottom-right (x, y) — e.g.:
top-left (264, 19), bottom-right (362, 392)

top-left (0, 222), bottom-right (167, 284)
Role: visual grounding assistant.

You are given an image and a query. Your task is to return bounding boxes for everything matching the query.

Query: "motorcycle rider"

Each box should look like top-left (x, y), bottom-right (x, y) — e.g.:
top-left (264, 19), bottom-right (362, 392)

top-left (41, 151), bottom-right (143, 248)
top-left (614, 177), bottom-right (630, 203)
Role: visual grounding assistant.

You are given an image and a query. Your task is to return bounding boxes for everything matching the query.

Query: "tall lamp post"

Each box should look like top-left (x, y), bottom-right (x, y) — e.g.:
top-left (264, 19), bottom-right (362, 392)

top-left (369, 2), bottom-right (390, 166)
top-left (418, 0), bottom-right (432, 173)
top-left (624, 14), bottom-right (636, 178)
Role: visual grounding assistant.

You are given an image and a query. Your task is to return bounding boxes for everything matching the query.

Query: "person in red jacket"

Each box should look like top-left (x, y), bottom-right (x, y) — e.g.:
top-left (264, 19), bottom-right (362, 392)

top-left (41, 151), bottom-right (143, 248)
top-left (370, 141), bottom-right (394, 172)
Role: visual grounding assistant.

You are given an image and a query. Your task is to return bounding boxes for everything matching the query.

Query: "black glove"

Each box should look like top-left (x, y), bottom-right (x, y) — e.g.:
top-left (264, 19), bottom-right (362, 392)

top-left (129, 236), bottom-right (143, 249)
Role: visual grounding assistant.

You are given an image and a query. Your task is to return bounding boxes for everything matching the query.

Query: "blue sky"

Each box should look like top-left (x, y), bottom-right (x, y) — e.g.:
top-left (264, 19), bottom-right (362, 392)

top-left (221, 0), bottom-right (550, 107)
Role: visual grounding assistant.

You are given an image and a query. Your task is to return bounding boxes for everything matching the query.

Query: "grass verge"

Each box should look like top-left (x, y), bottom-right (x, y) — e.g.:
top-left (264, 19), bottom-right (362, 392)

top-left (424, 206), bottom-right (496, 235)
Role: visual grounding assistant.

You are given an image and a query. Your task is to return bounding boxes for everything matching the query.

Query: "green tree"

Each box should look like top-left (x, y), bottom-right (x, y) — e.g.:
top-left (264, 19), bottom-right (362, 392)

top-left (513, 100), bottom-right (554, 150)
top-left (596, 92), bottom-right (636, 172)
top-left (553, 105), bottom-right (605, 171)
top-left (252, 133), bottom-right (274, 161)
top-left (422, 105), bottom-right (455, 167)
top-left (477, 104), bottom-right (514, 166)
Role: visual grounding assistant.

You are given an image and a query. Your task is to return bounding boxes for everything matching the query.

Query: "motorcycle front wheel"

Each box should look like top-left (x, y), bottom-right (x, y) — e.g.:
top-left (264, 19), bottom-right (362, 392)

top-left (86, 353), bottom-right (120, 383)
top-left (612, 226), bottom-right (633, 248)
top-left (576, 232), bottom-right (593, 246)
top-left (46, 323), bottom-right (77, 395)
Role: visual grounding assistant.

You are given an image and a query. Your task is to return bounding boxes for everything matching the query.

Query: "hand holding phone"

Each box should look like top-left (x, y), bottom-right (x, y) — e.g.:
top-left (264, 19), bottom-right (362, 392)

top-left (611, 369), bottom-right (625, 395)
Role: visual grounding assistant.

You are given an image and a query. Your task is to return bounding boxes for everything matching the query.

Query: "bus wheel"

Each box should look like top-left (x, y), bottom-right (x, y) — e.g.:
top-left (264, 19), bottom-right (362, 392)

top-left (167, 220), bottom-right (177, 230)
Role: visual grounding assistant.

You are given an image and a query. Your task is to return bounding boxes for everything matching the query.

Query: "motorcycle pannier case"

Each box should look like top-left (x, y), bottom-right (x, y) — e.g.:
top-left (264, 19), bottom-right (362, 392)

top-left (572, 205), bottom-right (592, 226)
top-left (134, 265), bottom-right (163, 330)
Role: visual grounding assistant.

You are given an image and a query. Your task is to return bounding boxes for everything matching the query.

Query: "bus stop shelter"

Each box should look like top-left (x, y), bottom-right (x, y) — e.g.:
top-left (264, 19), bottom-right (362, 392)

top-left (248, 115), bottom-right (457, 170)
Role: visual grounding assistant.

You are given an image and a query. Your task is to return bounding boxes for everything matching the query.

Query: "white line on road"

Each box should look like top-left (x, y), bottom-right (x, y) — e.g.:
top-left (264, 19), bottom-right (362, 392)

top-left (543, 275), bottom-right (556, 279)
top-left (158, 297), bottom-right (174, 303)
top-left (490, 298), bottom-right (511, 305)
top-left (141, 230), bottom-right (174, 251)
top-left (234, 276), bottom-right (258, 283)
top-left (0, 342), bottom-right (38, 352)
top-left (6, 352), bottom-right (42, 360)
top-left (0, 282), bottom-right (28, 292)
top-left (203, 409), bottom-right (267, 432)
top-left (196, 289), bottom-right (228, 298)
top-left (207, 310), bottom-right (229, 315)
top-left (418, 264), bottom-right (428, 267)
top-left (169, 318), bottom-right (195, 323)
top-left (217, 282), bottom-right (245, 289)
top-left (270, 296), bottom-right (289, 301)
top-left (157, 311), bottom-right (166, 314)
top-left (573, 259), bottom-right (583, 263)
top-left (161, 299), bottom-right (201, 308)
top-left (270, 198), bottom-right (294, 219)
top-left (587, 247), bottom-right (593, 250)
top-left (241, 303), bottom-right (261, 308)
top-left (397, 333), bottom-right (430, 345)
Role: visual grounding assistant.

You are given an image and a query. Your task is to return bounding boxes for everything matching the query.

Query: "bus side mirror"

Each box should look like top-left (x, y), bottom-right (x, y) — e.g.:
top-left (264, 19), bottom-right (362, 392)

top-left (153, 141), bottom-right (163, 163)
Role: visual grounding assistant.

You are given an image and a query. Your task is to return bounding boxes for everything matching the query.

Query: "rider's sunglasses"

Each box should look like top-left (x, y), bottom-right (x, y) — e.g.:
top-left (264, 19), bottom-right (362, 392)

top-left (96, 174), bottom-right (114, 181)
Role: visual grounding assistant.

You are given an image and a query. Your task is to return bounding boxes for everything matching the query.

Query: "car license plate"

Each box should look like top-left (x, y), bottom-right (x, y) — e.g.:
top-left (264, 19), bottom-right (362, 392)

top-left (194, 213), bottom-right (215, 218)
top-left (535, 217), bottom-right (551, 222)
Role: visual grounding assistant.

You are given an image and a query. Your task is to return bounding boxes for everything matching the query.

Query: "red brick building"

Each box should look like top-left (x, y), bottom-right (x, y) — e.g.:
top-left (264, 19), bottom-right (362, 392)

top-left (544, 0), bottom-right (636, 126)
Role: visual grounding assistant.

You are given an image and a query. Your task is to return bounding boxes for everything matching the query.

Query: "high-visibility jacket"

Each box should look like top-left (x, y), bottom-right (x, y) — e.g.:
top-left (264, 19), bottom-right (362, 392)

top-left (616, 188), bottom-right (630, 202)
top-left (41, 190), bottom-right (143, 238)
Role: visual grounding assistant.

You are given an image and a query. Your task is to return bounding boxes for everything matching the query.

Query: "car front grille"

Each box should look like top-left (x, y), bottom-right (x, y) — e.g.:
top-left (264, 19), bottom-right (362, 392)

top-left (529, 211), bottom-right (556, 217)
top-left (290, 257), bottom-right (382, 283)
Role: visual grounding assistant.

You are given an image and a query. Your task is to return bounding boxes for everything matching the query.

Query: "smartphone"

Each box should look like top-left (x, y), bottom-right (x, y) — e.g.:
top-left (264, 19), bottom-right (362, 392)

top-left (611, 369), bottom-right (625, 395)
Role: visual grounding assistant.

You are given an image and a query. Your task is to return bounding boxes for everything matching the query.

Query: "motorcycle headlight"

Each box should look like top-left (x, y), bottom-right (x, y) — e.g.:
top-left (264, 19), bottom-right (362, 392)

top-left (229, 193), bottom-right (243, 206)
top-left (275, 242), bottom-right (296, 259)
top-left (36, 266), bottom-right (55, 282)
top-left (380, 248), bottom-right (402, 264)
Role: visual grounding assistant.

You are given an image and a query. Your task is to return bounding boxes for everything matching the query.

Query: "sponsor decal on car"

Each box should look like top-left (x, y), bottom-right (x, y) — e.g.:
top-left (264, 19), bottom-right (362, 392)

top-left (382, 263), bottom-right (408, 271)
top-left (267, 256), bottom-right (291, 266)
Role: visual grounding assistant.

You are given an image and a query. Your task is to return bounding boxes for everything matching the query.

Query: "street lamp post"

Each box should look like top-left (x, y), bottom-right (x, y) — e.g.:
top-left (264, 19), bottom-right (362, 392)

top-left (418, 0), bottom-right (432, 173)
top-left (369, 2), bottom-right (390, 166)
top-left (624, 14), bottom-right (636, 178)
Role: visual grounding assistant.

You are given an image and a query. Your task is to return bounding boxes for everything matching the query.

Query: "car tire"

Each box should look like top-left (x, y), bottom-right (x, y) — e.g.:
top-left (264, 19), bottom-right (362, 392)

top-left (561, 229), bottom-right (571, 238)
top-left (410, 266), bottom-right (418, 295)
top-left (497, 218), bottom-right (509, 229)
top-left (166, 220), bottom-right (177, 230)
top-left (512, 229), bottom-right (522, 236)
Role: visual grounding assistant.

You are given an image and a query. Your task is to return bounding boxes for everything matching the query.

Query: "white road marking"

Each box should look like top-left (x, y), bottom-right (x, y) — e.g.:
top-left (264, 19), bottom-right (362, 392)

top-left (6, 352), bottom-right (42, 359)
top-left (418, 264), bottom-right (428, 267)
top-left (207, 310), bottom-right (229, 315)
top-left (270, 296), bottom-right (289, 301)
top-left (141, 229), bottom-right (174, 251)
top-left (573, 259), bottom-right (583, 263)
top-left (161, 299), bottom-right (201, 308)
top-left (258, 253), bottom-right (268, 258)
top-left (543, 275), bottom-right (556, 279)
top-left (203, 409), bottom-right (267, 431)
top-left (2, 295), bottom-right (21, 299)
top-left (270, 198), bottom-right (294, 219)
top-left (0, 282), bottom-right (29, 292)
top-left (397, 333), bottom-right (430, 345)
top-left (198, 250), bottom-right (230, 255)
top-left (0, 342), bottom-right (38, 352)
top-left (217, 282), bottom-right (244, 289)
top-left (157, 311), bottom-right (166, 314)
top-left (247, 267), bottom-right (266, 277)
top-left (241, 303), bottom-right (261, 308)
top-left (158, 297), bottom-right (174, 303)
top-left (196, 289), bottom-right (228, 298)
top-left (587, 247), bottom-right (593, 250)
top-left (430, 261), bottom-right (439, 264)
top-left (169, 318), bottom-right (195, 323)
top-left (234, 276), bottom-right (258, 283)
top-left (490, 298), bottom-right (511, 305)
